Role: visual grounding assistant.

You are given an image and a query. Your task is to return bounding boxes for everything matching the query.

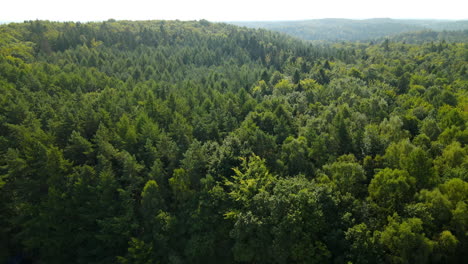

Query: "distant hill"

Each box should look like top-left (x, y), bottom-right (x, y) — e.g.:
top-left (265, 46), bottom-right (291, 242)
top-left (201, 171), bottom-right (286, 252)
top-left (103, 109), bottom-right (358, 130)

top-left (230, 18), bottom-right (468, 42)
top-left (387, 29), bottom-right (468, 43)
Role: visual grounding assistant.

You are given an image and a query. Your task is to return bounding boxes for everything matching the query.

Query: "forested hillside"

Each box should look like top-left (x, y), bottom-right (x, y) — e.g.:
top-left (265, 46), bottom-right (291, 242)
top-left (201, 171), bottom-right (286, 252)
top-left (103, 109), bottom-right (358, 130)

top-left (0, 20), bottom-right (467, 263)
top-left (232, 18), bottom-right (468, 42)
top-left (387, 30), bottom-right (468, 44)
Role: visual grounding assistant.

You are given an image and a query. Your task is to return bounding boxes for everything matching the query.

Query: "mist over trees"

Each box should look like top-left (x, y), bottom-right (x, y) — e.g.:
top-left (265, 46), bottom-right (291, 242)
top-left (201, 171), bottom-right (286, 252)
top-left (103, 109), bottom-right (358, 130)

top-left (231, 18), bottom-right (468, 42)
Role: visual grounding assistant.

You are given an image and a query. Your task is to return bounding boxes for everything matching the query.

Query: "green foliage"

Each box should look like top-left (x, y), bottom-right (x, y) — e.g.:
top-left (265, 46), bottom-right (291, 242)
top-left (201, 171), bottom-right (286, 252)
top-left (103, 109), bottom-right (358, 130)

top-left (323, 154), bottom-right (367, 197)
top-left (228, 176), bottom-right (334, 263)
top-left (368, 168), bottom-right (416, 212)
top-left (118, 238), bottom-right (157, 264)
top-left (0, 19), bottom-right (466, 263)
top-left (226, 155), bottom-right (275, 206)
top-left (345, 223), bottom-right (381, 263)
top-left (377, 215), bottom-right (434, 264)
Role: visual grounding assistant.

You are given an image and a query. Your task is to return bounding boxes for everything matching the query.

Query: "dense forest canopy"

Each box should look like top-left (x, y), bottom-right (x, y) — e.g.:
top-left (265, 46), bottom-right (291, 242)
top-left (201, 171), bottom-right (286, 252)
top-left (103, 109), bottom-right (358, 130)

top-left (0, 19), bottom-right (467, 263)
top-left (231, 18), bottom-right (468, 42)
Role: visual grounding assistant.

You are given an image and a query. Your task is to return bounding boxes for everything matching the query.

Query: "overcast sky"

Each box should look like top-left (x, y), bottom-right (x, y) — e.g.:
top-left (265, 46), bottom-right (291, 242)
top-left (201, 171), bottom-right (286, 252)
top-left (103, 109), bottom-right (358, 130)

top-left (2, 0), bottom-right (467, 22)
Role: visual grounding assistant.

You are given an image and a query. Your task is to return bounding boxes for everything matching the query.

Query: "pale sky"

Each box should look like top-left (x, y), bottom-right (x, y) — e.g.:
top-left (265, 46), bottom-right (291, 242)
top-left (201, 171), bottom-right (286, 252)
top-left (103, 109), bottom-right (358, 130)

top-left (1, 0), bottom-right (467, 22)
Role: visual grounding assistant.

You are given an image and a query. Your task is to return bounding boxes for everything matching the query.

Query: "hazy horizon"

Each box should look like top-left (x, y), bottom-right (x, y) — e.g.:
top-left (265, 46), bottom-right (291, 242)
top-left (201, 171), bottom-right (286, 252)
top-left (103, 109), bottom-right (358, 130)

top-left (1, 18), bottom-right (467, 25)
top-left (2, 0), bottom-right (467, 23)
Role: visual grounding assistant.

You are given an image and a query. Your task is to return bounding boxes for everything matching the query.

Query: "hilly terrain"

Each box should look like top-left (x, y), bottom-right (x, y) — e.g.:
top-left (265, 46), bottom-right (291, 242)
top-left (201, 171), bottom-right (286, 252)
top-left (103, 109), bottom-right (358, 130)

top-left (231, 18), bottom-right (468, 42)
top-left (0, 20), bottom-right (467, 263)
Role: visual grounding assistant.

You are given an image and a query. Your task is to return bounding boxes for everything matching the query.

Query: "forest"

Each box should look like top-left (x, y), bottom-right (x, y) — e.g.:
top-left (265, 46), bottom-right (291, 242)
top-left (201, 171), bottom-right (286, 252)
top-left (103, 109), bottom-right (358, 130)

top-left (0, 19), bottom-right (467, 263)
top-left (232, 18), bottom-right (468, 42)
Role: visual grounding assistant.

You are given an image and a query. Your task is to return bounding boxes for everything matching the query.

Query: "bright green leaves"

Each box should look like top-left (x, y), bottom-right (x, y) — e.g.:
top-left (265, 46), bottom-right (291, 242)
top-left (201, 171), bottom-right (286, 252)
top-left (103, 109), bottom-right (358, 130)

top-left (402, 147), bottom-right (437, 189)
top-left (118, 238), bottom-right (158, 264)
top-left (368, 168), bottom-right (416, 212)
top-left (434, 142), bottom-right (467, 180)
top-left (383, 139), bottom-right (438, 190)
top-left (407, 178), bottom-right (468, 263)
top-left (363, 124), bottom-right (386, 157)
top-left (377, 215), bottom-right (434, 264)
top-left (273, 79), bottom-right (293, 96)
top-left (345, 223), bottom-right (380, 264)
top-left (323, 154), bottom-right (367, 197)
top-left (228, 173), bottom-right (333, 264)
top-left (451, 201), bottom-right (468, 239)
top-left (169, 168), bottom-right (193, 202)
top-left (141, 180), bottom-right (164, 221)
top-left (433, 230), bottom-right (459, 262)
top-left (226, 155), bottom-right (275, 206)
top-left (438, 105), bottom-right (465, 130)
